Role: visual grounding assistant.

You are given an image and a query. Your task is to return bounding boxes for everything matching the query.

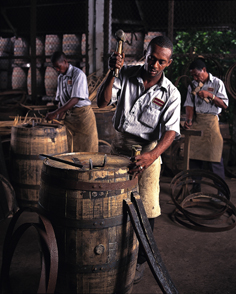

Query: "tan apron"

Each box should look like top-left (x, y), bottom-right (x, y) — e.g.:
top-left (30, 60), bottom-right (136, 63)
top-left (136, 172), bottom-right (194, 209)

top-left (64, 105), bottom-right (98, 152)
top-left (111, 131), bottom-right (161, 218)
top-left (190, 113), bottom-right (223, 162)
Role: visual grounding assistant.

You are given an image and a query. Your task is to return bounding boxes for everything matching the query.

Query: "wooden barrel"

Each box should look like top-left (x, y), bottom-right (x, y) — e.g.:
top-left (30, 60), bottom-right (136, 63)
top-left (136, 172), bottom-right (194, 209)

top-left (62, 34), bottom-right (81, 66)
top-left (45, 35), bottom-right (61, 62)
top-left (44, 66), bottom-right (58, 96)
top-left (27, 67), bottom-right (44, 95)
top-left (10, 122), bottom-right (68, 208)
top-left (38, 152), bottom-right (139, 294)
top-left (29, 36), bottom-right (44, 66)
top-left (35, 36), bottom-right (44, 56)
top-left (0, 37), bottom-right (13, 53)
top-left (14, 37), bottom-right (29, 65)
top-left (12, 67), bottom-right (28, 90)
top-left (92, 104), bottom-right (116, 145)
top-left (62, 34), bottom-right (81, 55)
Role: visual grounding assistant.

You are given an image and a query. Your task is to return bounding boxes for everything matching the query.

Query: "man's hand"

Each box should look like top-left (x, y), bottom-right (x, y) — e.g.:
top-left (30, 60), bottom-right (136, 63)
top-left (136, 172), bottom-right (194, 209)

top-left (198, 90), bottom-right (210, 100)
top-left (45, 110), bottom-right (59, 121)
top-left (184, 119), bottom-right (193, 129)
top-left (128, 152), bottom-right (156, 178)
top-left (109, 52), bottom-right (125, 72)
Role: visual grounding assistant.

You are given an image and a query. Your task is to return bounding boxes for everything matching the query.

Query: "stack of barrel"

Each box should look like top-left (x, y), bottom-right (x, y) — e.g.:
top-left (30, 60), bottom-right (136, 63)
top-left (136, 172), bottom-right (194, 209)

top-left (27, 36), bottom-right (45, 96)
top-left (0, 34), bottom-right (86, 97)
top-left (12, 37), bottom-right (29, 92)
top-left (12, 36), bottom-right (45, 96)
top-left (44, 34), bottom-right (84, 98)
top-left (44, 34), bottom-right (85, 97)
top-left (44, 34), bottom-right (61, 97)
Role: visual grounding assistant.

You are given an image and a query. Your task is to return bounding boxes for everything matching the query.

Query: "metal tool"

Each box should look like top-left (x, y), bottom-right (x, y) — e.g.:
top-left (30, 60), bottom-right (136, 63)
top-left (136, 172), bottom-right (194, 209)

top-left (89, 154), bottom-right (107, 170)
top-left (39, 154), bottom-right (83, 168)
top-left (131, 144), bottom-right (142, 157)
top-left (113, 29), bottom-right (126, 78)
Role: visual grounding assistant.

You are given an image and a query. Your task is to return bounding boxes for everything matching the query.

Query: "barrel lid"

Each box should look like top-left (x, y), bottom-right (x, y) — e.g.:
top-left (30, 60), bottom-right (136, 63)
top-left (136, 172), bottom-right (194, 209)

top-left (43, 152), bottom-right (130, 171)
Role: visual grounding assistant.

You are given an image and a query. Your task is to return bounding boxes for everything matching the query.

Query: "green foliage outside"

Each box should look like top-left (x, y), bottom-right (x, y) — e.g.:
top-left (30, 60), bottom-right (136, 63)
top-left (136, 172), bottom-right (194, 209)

top-left (166, 30), bottom-right (236, 126)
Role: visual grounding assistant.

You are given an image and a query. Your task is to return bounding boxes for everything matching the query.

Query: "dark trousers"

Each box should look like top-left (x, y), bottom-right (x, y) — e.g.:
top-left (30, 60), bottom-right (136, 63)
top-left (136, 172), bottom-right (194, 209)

top-left (190, 157), bottom-right (225, 180)
top-left (137, 218), bottom-right (155, 264)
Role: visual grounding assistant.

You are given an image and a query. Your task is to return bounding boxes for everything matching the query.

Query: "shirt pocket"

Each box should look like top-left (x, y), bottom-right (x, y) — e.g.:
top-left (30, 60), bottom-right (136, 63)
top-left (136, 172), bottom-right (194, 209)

top-left (138, 105), bottom-right (161, 129)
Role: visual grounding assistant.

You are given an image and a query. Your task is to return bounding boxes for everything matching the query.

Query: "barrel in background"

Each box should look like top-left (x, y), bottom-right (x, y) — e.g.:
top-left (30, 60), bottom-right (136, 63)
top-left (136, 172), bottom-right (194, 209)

top-left (62, 34), bottom-right (81, 66)
top-left (92, 103), bottom-right (116, 153)
top-left (29, 36), bottom-right (44, 67)
top-left (38, 152), bottom-right (139, 294)
top-left (0, 37), bottom-right (14, 53)
top-left (12, 67), bottom-right (28, 90)
top-left (10, 123), bottom-right (68, 208)
top-left (45, 35), bottom-right (62, 63)
top-left (14, 37), bottom-right (29, 65)
top-left (44, 66), bottom-right (58, 96)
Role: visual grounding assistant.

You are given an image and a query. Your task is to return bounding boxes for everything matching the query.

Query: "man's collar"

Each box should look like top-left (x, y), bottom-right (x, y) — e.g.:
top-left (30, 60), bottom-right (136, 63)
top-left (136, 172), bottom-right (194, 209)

top-left (60, 63), bottom-right (73, 78)
top-left (134, 65), bottom-right (168, 91)
top-left (65, 63), bottom-right (73, 77)
top-left (208, 73), bottom-right (213, 82)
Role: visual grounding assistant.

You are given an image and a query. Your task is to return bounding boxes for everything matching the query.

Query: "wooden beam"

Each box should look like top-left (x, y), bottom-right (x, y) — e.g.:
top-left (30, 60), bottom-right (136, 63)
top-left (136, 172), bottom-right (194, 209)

top-left (135, 0), bottom-right (148, 32)
top-left (168, 0), bottom-right (174, 42)
top-left (30, 0), bottom-right (37, 103)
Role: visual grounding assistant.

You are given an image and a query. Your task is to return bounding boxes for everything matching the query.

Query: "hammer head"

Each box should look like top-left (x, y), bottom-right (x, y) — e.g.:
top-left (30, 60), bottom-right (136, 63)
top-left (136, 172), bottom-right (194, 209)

top-left (115, 29), bottom-right (126, 42)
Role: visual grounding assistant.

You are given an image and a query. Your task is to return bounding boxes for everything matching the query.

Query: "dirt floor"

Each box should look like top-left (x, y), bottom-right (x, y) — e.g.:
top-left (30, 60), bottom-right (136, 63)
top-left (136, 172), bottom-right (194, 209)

top-left (0, 174), bottom-right (236, 294)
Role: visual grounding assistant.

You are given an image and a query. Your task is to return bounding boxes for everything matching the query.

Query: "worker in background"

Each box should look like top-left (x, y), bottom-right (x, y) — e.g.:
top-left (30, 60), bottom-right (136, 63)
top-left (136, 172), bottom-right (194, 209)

top-left (45, 51), bottom-right (98, 152)
top-left (184, 58), bottom-right (228, 194)
top-left (97, 35), bottom-right (181, 283)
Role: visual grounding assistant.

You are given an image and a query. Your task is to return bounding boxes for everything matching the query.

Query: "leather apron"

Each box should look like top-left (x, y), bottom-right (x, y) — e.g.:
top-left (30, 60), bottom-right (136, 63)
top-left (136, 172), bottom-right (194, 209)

top-left (190, 113), bottom-right (223, 162)
top-left (64, 105), bottom-right (98, 152)
top-left (111, 131), bottom-right (161, 218)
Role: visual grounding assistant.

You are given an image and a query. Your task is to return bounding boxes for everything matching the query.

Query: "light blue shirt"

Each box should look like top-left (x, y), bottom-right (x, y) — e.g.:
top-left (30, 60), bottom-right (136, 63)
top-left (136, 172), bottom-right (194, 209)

top-left (110, 65), bottom-right (181, 142)
top-left (184, 73), bottom-right (228, 115)
top-left (55, 64), bottom-right (91, 108)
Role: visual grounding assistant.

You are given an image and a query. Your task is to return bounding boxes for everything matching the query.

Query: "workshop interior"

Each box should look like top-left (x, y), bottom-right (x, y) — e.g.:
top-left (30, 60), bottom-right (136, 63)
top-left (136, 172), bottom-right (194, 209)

top-left (0, 1), bottom-right (236, 293)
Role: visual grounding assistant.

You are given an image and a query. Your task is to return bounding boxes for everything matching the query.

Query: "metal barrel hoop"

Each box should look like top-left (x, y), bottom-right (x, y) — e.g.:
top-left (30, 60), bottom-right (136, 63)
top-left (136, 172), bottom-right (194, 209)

top-left (0, 207), bottom-right (58, 294)
top-left (171, 193), bottom-right (236, 232)
top-left (170, 170), bottom-right (236, 232)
